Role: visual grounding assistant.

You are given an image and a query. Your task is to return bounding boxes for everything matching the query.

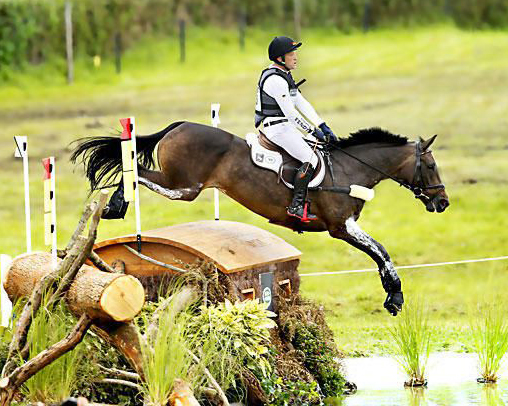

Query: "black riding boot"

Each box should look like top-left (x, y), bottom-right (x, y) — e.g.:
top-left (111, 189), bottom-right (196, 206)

top-left (287, 162), bottom-right (317, 222)
top-left (102, 182), bottom-right (129, 219)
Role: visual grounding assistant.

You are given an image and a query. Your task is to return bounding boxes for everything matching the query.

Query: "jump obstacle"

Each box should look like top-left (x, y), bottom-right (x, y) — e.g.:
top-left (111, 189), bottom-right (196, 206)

top-left (92, 220), bottom-right (301, 312)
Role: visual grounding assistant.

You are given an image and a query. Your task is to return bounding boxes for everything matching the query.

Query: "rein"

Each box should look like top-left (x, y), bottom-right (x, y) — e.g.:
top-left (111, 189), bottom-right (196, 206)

top-left (327, 141), bottom-right (445, 200)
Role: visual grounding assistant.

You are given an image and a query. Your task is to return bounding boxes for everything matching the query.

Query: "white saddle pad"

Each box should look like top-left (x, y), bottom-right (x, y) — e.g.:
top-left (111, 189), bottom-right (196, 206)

top-left (245, 133), bottom-right (326, 189)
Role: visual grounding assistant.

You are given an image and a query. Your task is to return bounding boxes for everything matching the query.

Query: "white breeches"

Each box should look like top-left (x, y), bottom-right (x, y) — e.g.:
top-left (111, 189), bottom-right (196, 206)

top-left (262, 119), bottom-right (319, 168)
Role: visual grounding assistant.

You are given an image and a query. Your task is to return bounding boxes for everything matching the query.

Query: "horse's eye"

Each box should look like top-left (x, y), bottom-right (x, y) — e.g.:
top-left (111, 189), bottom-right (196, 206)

top-left (427, 163), bottom-right (436, 170)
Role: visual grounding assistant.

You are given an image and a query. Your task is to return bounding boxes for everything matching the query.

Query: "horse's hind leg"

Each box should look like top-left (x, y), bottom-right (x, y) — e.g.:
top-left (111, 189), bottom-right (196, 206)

top-left (138, 167), bottom-right (203, 202)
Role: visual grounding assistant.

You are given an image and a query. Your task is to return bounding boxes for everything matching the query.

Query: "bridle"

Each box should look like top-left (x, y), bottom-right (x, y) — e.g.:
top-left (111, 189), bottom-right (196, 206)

top-left (409, 141), bottom-right (445, 201)
top-left (327, 140), bottom-right (445, 201)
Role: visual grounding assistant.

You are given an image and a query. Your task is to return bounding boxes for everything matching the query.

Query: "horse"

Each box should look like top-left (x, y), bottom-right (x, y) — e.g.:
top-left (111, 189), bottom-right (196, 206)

top-left (71, 122), bottom-right (450, 316)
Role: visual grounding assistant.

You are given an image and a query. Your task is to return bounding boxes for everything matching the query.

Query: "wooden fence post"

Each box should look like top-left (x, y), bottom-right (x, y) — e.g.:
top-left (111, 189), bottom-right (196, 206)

top-left (179, 19), bottom-right (186, 63)
top-left (115, 31), bottom-right (122, 74)
top-left (238, 10), bottom-right (246, 51)
top-left (293, 0), bottom-right (301, 41)
top-left (363, 0), bottom-right (371, 32)
top-left (65, 1), bottom-right (74, 84)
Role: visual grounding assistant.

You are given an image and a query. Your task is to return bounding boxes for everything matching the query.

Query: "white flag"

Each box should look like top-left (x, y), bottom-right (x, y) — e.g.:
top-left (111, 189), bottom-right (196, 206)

top-left (14, 136), bottom-right (27, 158)
top-left (211, 103), bottom-right (221, 127)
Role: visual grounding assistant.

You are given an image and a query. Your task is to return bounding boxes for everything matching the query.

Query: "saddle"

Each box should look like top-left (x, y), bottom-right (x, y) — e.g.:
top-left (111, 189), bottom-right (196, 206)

top-left (245, 131), bottom-right (326, 189)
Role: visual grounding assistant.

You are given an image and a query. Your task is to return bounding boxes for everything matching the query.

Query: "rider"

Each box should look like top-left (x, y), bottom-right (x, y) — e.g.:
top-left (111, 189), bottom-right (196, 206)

top-left (255, 36), bottom-right (337, 222)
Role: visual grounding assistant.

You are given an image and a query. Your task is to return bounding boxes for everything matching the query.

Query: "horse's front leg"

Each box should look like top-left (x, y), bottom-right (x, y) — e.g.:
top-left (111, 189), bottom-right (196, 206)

top-left (331, 217), bottom-right (404, 316)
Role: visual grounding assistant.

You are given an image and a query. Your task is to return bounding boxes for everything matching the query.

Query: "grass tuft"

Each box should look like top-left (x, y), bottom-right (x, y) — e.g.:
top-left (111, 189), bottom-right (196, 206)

top-left (388, 298), bottom-right (432, 387)
top-left (137, 293), bottom-right (197, 405)
top-left (22, 300), bottom-right (85, 403)
top-left (469, 303), bottom-right (508, 384)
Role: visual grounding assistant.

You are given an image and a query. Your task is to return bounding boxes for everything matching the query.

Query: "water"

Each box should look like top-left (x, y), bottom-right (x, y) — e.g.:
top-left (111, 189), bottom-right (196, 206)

top-left (340, 352), bottom-right (508, 405)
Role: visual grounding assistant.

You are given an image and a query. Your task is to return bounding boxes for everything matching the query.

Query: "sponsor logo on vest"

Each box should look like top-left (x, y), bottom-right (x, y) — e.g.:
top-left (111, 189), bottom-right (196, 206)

top-left (255, 153), bottom-right (264, 163)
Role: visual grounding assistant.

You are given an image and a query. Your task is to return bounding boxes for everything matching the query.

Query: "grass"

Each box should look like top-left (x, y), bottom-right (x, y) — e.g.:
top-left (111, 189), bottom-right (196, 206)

top-left (388, 299), bottom-right (432, 387)
top-left (137, 293), bottom-right (197, 405)
top-left (1, 24), bottom-right (507, 356)
top-left (22, 301), bottom-right (85, 403)
top-left (469, 303), bottom-right (508, 383)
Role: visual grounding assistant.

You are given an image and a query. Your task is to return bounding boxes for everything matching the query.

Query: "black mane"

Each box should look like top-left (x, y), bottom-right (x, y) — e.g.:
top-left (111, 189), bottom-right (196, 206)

top-left (336, 127), bottom-right (408, 148)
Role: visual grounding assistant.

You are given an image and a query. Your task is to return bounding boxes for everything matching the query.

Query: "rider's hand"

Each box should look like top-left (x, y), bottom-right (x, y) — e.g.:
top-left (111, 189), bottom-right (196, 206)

top-left (319, 122), bottom-right (338, 143)
top-left (313, 127), bottom-right (327, 142)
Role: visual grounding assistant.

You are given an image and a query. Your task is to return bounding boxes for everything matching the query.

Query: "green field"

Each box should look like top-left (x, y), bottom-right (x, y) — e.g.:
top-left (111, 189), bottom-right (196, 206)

top-left (1, 25), bottom-right (507, 356)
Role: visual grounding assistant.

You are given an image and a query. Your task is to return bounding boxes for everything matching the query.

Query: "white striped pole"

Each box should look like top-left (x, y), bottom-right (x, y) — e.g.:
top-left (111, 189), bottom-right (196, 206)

top-left (13, 136), bottom-right (31, 253)
top-left (0, 254), bottom-right (13, 327)
top-left (211, 103), bottom-right (221, 221)
top-left (42, 157), bottom-right (57, 268)
top-left (120, 117), bottom-right (142, 252)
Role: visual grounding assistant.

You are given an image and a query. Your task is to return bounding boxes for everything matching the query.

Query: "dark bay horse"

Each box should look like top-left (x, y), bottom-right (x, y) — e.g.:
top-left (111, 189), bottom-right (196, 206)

top-left (72, 122), bottom-right (450, 316)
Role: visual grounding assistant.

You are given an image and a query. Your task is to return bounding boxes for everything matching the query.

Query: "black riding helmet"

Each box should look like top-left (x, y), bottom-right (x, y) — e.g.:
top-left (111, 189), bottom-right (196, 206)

top-left (268, 36), bottom-right (302, 66)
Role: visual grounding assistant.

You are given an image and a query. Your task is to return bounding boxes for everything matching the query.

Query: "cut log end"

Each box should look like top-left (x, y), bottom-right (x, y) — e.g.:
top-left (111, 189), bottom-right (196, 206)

top-left (0, 377), bottom-right (9, 388)
top-left (100, 275), bottom-right (145, 322)
top-left (5, 252), bottom-right (145, 323)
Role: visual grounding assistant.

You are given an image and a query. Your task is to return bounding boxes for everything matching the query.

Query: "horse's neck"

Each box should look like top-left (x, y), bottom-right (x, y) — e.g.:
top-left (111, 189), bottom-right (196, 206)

top-left (339, 143), bottom-right (414, 188)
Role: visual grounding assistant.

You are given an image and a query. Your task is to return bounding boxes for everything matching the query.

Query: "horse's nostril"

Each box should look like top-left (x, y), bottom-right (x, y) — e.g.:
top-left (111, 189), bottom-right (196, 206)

top-left (437, 199), bottom-right (449, 212)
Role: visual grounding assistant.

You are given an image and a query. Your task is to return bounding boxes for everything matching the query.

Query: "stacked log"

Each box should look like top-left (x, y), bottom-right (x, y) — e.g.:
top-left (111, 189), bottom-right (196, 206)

top-left (4, 252), bottom-right (144, 322)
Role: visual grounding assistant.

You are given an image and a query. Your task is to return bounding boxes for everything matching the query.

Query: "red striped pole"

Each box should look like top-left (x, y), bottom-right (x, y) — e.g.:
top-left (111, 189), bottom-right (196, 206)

top-left (120, 117), bottom-right (142, 252)
top-left (42, 157), bottom-right (57, 267)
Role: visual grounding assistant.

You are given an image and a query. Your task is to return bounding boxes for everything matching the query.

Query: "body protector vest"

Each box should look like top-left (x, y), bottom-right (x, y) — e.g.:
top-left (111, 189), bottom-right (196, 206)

top-left (255, 67), bottom-right (298, 127)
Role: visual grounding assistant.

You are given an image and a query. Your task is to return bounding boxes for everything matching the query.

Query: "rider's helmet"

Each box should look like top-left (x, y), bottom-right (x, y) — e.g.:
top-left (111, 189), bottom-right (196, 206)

top-left (268, 36), bottom-right (302, 63)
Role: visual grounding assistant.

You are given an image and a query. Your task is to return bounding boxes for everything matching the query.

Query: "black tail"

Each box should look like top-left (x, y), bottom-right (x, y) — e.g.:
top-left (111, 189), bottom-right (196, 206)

top-left (71, 121), bottom-right (185, 192)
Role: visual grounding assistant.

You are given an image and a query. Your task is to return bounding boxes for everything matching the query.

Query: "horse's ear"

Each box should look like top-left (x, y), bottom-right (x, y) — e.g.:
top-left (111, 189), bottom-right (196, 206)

top-left (422, 134), bottom-right (438, 150)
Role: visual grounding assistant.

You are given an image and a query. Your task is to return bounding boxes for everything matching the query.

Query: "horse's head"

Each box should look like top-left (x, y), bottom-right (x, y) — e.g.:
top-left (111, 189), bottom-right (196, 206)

top-left (401, 135), bottom-right (450, 213)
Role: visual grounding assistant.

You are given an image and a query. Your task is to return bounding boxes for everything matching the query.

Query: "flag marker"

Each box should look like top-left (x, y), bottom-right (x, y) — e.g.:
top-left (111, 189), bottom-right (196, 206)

top-left (211, 104), bottom-right (221, 221)
top-left (14, 136), bottom-right (31, 253)
top-left (120, 117), bottom-right (142, 252)
top-left (42, 157), bottom-right (57, 267)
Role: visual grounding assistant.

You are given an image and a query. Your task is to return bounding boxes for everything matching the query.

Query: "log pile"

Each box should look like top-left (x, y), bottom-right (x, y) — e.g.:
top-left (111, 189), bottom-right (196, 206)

top-left (4, 253), bottom-right (144, 322)
top-left (0, 191), bottom-right (145, 406)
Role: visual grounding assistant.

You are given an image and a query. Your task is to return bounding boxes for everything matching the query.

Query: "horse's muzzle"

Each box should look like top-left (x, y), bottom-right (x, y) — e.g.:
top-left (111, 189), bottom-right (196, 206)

top-left (436, 197), bottom-right (450, 213)
top-left (426, 194), bottom-right (449, 213)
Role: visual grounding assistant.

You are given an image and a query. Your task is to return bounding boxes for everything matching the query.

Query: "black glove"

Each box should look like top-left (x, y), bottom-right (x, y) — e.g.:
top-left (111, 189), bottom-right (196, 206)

top-left (319, 122), bottom-right (337, 143)
top-left (313, 127), bottom-right (327, 142)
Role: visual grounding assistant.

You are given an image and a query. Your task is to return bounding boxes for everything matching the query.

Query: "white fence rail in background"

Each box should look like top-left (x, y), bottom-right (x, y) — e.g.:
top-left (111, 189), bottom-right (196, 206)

top-left (300, 256), bottom-right (508, 277)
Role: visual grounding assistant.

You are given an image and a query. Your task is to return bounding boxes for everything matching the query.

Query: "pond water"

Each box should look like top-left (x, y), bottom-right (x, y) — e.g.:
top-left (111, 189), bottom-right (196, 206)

top-left (340, 352), bottom-right (508, 405)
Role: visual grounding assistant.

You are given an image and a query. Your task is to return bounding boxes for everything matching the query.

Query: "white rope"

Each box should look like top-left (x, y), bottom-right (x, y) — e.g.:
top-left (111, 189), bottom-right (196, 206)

top-left (300, 256), bottom-right (508, 277)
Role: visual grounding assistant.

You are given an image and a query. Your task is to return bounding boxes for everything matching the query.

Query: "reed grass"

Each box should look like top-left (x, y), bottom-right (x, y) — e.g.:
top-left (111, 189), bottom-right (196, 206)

top-left (388, 299), bottom-right (432, 387)
top-left (469, 303), bottom-right (508, 383)
top-left (22, 301), bottom-right (85, 403)
top-left (137, 292), bottom-right (198, 406)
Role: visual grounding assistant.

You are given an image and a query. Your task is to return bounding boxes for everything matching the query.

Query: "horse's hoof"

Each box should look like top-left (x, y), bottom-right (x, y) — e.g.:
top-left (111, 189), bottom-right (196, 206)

top-left (384, 291), bottom-right (404, 316)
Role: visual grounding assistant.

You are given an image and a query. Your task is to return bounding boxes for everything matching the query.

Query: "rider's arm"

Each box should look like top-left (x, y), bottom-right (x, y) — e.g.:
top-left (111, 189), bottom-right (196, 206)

top-left (294, 91), bottom-right (324, 128)
top-left (263, 75), bottom-right (315, 134)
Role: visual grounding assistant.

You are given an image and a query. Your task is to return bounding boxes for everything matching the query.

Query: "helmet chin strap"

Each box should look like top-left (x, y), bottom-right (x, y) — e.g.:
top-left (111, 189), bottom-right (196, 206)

top-left (275, 55), bottom-right (289, 71)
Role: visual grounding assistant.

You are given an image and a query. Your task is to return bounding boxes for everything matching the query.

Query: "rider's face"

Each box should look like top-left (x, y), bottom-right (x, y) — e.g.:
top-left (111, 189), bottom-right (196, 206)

top-left (278, 51), bottom-right (297, 70)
